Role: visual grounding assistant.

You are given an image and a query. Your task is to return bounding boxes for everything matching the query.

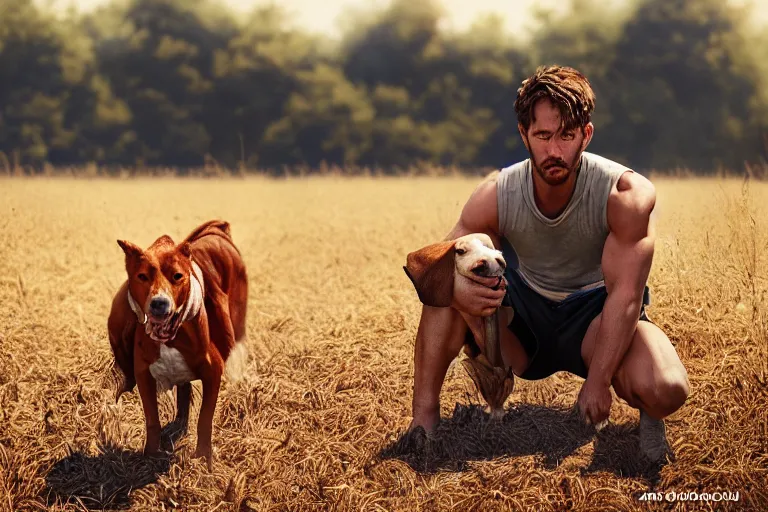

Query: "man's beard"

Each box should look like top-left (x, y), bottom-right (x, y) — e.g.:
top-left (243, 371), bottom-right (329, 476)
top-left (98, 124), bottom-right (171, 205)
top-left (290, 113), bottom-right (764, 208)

top-left (532, 155), bottom-right (580, 186)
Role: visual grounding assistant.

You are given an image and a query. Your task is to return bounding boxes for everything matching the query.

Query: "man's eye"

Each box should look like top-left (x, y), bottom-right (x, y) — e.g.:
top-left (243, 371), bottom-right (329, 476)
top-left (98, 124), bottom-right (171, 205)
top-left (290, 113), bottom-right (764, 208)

top-left (562, 132), bottom-right (575, 140)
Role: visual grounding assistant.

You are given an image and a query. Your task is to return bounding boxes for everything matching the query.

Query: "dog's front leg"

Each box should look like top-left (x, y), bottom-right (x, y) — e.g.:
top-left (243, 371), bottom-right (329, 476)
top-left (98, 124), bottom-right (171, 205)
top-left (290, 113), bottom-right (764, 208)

top-left (175, 382), bottom-right (192, 430)
top-left (458, 310), bottom-right (487, 350)
top-left (135, 366), bottom-right (161, 456)
top-left (192, 354), bottom-right (223, 471)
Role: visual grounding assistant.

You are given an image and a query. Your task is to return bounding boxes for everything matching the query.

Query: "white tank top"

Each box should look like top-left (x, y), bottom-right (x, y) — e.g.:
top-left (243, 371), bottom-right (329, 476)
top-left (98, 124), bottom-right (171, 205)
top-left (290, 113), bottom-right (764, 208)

top-left (496, 151), bottom-right (630, 302)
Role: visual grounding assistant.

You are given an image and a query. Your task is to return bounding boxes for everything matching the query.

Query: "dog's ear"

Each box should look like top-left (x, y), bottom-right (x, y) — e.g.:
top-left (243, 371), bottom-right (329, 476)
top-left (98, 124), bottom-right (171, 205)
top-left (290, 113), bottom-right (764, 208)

top-left (149, 234), bottom-right (175, 250)
top-left (177, 241), bottom-right (192, 258)
top-left (403, 240), bottom-right (456, 307)
top-left (117, 240), bottom-right (143, 263)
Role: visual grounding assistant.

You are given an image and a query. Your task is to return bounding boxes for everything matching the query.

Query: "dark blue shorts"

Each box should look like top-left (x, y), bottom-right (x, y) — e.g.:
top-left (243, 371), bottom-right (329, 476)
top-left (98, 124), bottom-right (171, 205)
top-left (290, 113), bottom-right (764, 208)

top-left (465, 245), bottom-right (652, 381)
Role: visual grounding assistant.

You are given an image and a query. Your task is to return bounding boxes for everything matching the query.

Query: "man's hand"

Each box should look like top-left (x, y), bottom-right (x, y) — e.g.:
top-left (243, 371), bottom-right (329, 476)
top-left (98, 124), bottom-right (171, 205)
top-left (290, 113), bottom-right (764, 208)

top-left (576, 377), bottom-right (612, 427)
top-left (451, 273), bottom-right (506, 317)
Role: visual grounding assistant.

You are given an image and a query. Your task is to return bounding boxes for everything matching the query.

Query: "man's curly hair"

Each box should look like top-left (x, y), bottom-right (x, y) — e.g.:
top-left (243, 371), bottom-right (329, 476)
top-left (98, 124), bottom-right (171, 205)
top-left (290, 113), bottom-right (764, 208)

top-left (514, 65), bottom-right (596, 133)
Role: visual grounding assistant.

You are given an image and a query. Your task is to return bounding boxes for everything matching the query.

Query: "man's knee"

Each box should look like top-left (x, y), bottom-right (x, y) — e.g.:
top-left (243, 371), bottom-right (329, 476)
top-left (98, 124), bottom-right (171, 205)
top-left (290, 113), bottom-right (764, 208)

top-left (418, 303), bottom-right (458, 326)
top-left (416, 305), bottom-right (467, 345)
top-left (633, 366), bottom-right (690, 419)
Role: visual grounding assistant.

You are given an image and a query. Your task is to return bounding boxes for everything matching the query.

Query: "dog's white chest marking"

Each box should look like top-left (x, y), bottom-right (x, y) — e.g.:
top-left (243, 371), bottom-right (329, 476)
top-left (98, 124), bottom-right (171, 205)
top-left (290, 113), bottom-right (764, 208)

top-left (149, 345), bottom-right (196, 392)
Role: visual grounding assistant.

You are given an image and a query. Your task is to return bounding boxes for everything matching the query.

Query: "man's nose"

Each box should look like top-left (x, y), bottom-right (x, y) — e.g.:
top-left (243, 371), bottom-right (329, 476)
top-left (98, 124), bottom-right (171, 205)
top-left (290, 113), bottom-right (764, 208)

top-left (544, 137), bottom-right (564, 157)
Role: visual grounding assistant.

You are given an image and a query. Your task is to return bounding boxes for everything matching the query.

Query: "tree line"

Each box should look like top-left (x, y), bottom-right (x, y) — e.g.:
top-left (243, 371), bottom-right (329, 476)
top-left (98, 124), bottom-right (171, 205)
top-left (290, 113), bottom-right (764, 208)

top-left (1, 0), bottom-right (767, 175)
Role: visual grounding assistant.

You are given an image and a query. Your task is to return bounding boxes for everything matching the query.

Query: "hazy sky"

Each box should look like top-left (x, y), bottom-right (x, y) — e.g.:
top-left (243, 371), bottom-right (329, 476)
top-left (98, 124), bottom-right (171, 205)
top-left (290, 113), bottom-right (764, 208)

top-left (34, 0), bottom-right (768, 38)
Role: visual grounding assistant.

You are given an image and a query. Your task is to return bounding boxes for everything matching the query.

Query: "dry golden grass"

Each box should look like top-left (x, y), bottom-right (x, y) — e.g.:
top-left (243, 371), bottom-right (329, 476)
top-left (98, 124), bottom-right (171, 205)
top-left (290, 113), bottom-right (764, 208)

top-left (0, 174), bottom-right (766, 511)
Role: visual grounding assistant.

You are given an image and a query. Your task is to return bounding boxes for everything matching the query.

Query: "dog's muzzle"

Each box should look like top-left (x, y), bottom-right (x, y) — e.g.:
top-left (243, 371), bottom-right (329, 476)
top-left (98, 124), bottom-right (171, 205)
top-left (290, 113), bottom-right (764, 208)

top-left (127, 261), bottom-right (205, 343)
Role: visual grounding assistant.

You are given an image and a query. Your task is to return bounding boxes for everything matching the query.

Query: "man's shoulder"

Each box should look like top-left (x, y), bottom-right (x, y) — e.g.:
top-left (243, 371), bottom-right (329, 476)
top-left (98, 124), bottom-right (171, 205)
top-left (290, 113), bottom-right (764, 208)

top-left (493, 158), bottom-right (530, 195)
top-left (607, 171), bottom-right (656, 236)
top-left (583, 152), bottom-right (654, 205)
top-left (614, 168), bottom-right (655, 204)
top-left (583, 151), bottom-right (633, 175)
top-left (498, 158), bottom-right (530, 175)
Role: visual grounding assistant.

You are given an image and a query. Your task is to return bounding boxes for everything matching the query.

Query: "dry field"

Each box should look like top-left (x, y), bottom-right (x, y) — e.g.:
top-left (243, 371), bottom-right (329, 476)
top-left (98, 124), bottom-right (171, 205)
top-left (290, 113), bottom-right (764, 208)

top-left (0, 174), bottom-right (766, 511)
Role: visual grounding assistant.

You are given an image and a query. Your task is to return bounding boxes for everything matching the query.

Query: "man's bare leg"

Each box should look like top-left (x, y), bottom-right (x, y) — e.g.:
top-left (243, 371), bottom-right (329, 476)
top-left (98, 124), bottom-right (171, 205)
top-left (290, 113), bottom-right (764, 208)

top-left (410, 305), bottom-right (468, 432)
top-left (497, 307), bottom-right (530, 376)
top-left (410, 305), bottom-right (531, 432)
top-left (581, 314), bottom-right (689, 460)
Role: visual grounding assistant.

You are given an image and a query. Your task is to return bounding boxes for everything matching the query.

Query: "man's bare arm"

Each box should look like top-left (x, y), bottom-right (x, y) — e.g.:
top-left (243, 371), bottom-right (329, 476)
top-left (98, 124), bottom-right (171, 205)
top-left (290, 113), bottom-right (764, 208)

top-left (444, 172), bottom-right (501, 245)
top-left (441, 172), bottom-right (506, 317)
top-left (587, 172), bottom-right (656, 387)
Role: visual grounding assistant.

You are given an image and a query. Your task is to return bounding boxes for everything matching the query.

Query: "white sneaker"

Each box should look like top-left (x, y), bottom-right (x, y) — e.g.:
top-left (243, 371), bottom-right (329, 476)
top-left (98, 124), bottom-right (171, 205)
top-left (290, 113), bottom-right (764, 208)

top-left (639, 409), bottom-right (669, 462)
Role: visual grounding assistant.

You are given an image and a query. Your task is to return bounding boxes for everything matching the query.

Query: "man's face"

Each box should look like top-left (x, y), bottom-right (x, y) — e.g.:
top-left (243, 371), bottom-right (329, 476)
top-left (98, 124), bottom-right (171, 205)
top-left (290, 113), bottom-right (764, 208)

top-left (519, 98), bottom-right (593, 186)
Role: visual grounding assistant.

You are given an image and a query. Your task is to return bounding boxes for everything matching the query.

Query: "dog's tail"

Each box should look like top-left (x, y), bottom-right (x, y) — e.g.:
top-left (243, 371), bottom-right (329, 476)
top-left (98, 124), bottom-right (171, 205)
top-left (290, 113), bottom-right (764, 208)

top-left (223, 339), bottom-right (248, 384)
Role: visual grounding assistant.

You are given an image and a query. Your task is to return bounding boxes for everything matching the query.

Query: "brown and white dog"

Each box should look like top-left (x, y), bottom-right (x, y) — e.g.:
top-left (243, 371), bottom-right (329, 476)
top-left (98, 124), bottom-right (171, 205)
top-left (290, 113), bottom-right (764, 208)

top-left (107, 220), bottom-right (248, 470)
top-left (404, 233), bottom-right (515, 419)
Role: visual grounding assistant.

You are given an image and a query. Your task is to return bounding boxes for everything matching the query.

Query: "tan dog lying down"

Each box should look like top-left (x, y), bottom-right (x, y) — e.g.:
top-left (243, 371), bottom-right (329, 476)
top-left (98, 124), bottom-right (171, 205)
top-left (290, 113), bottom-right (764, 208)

top-left (404, 233), bottom-right (515, 419)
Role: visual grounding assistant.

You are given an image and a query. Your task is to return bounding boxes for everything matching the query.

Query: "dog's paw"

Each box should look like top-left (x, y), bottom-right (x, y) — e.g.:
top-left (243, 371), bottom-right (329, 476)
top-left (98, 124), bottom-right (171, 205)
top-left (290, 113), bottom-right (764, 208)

top-left (192, 445), bottom-right (215, 472)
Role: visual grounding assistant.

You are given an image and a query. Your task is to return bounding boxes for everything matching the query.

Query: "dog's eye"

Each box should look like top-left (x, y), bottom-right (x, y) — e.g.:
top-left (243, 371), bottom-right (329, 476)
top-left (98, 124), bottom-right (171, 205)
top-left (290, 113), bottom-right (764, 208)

top-left (173, 272), bottom-right (184, 281)
top-left (137, 273), bottom-right (148, 282)
top-left (455, 248), bottom-right (466, 255)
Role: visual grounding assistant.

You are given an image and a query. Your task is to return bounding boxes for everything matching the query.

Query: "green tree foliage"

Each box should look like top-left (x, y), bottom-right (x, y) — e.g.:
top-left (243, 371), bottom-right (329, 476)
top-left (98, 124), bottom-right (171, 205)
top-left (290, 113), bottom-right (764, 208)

top-left (1, 0), bottom-right (766, 174)
top-left (599, 0), bottom-right (768, 172)
top-left (87, 0), bottom-right (235, 167)
top-left (211, 6), bottom-right (326, 168)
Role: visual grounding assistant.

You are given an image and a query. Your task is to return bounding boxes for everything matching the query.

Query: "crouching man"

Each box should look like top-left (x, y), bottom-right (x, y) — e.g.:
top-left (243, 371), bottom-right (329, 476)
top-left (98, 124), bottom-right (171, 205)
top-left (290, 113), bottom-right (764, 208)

top-left (408, 65), bottom-right (690, 461)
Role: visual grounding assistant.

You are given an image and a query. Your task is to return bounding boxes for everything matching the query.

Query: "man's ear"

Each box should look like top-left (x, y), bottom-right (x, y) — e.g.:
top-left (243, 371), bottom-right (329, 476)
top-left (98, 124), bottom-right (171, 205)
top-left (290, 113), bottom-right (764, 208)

top-left (117, 239), bottom-right (143, 263)
top-left (581, 122), bottom-right (594, 151)
top-left (518, 123), bottom-right (530, 152)
top-left (403, 241), bottom-right (456, 308)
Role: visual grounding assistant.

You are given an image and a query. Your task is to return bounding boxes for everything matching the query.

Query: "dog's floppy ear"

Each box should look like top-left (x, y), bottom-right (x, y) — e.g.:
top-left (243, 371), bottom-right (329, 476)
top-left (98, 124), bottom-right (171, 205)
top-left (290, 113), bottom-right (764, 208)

top-left (403, 240), bottom-right (456, 307)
